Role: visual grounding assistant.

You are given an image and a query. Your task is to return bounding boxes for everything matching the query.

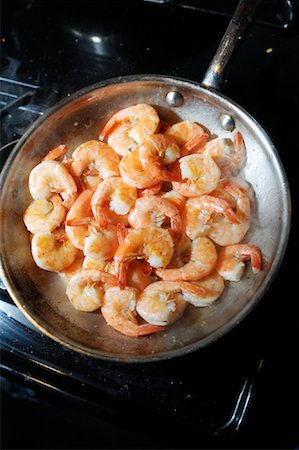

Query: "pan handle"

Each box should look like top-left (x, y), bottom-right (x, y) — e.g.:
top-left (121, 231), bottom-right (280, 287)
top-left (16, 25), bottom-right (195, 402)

top-left (202, 0), bottom-right (264, 90)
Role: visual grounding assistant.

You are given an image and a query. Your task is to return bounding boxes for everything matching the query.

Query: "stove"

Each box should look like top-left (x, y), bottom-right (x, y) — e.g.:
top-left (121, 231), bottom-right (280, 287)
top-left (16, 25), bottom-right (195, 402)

top-left (1, 1), bottom-right (298, 448)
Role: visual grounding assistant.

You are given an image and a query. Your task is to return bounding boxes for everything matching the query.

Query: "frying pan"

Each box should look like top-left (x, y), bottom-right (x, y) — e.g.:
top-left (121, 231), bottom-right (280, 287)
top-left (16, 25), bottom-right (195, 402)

top-left (0, 0), bottom-right (291, 362)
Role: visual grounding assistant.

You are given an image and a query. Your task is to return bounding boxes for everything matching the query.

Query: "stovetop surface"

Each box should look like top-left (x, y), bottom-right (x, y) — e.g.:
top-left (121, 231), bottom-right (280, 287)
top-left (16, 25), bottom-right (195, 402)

top-left (1, 1), bottom-right (298, 448)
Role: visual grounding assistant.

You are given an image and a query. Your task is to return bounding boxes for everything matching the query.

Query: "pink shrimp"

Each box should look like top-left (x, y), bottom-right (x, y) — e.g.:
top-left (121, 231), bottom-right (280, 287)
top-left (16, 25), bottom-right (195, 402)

top-left (216, 244), bottom-right (263, 281)
top-left (128, 195), bottom-right (183, 240)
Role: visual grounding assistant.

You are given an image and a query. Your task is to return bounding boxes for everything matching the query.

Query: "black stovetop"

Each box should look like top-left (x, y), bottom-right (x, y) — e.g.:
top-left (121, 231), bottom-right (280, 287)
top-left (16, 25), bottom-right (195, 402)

top-left (1, 1), bottom-right (298, 449)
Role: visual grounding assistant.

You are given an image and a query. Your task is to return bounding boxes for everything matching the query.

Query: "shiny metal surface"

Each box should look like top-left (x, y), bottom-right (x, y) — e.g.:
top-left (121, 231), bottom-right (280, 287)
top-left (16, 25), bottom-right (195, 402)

top-left (202, 0), bottom-right (263, 89)
top-left (166, 90), bottom-right (184, 107)
top-left (0, 75), bottom-right (291, 362)
top-left (219, 113), bottom-right (235, 131)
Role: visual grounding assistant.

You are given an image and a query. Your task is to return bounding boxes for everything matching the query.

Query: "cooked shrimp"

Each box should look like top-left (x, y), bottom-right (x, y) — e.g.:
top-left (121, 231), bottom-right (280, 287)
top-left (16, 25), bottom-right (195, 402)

top-left (31, 229), bottom-right (78, 272)
top-left (66, 269), bottom-right (117, 312)
top-left (181, 272), bottom-right (225, 307)
top-left (208, 180), bottom-right (251, 245)
top-left (138, 135), bottom-right (181, 175)
top-left (172, 154), bottom-right (221, 197)
top-left (29, 160), bottom-right (77, 209)
top-left (139, 182), bottom-right (163, 197)
top-left (83, 225), bottom-right (119, 262)
top-left (126, 260), bottom-right (152, 291)
top-left (102, 286), bottom-right (164, 337)
top-left (24, 194), bottom-right (66, 234)
top-left (160, 190), bottom-right (186, 211)
top-left (216, 244), bottom-right (263, 281)
top-left (119, 149), bottom-right (159, 189)
top-left (99, 104), bottom-right (160, 154)
top-left (185, 195), bottom-right (239, 240)
top-left (137, 281), bottom-right (188, 326)
top-left (91, 177), bottom-right (137, 228)
top-left (165, 121), bottom-right (205, 147)
top-left (71, 140), bottom-right (120, 179)
top-left (65, 190), bottom-right (93, 250)
top-left (42, 144), bottom-right (68, 162)
top-left (114, 226), bottom-right (174, 289)
top-left (201, 132), bottom-right (246, 177)
top-left (155, 236), bottom-right (217, 281)
top-left (128, 195), bottom-right (182, 240)
top-left (60, 254), bottom-right (84, 277)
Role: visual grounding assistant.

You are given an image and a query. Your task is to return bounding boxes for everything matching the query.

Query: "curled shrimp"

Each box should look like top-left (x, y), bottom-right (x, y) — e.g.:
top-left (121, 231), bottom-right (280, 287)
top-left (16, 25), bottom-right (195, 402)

top-left (71, 140), bottom-right (120, 179)
top-left (165, 121), bottom-right (205, 146)
top-left (200, 132), bottom-right (246, 177)
top-left (119, 137), bottom-right (180, 189)
top-left (181, 272), bottom-right (225, 307)
top-left (31, 229), bottom-right (78, 272)
top-left (155, 236), bottom-right (217, 281)
top-left (216, 244), bottom-right (263, 281)
top-left (66, 269), bottom-right (117, 312)
top-left (91, 177), bottom-right (137, 228)
top-left (185, 195), bottom-right (239, 240)
top-left (119, 149), bottom-right (158, 189)
top-left (172, 154), bottom-right (221, 197)
top-left (160, 190), bottom-right (186, 211)
top-left (208, 180), bottom-right (251, 246)
top-left (102, 286), bottom-right (164, 337)
top-left (99, 104), bottom-right (160, 155)
top-left (83, 224), bottom-right (119, 263)
top-left (165, 121), bottom-right (208, 156)
top-left (136, 281), bottom-right (188, 326)
top-left (65, 190), bottom-right (93, 249)
top-left (29, 160), bottom-right (77, 209)
top-left (128, 195), bottom-right (182, 240)
top-left (138, 134), bottom-right (181, 176)
top-left (24, 194), bottom-right (66, 234)
top-left (114, 226), bottom-right (174, 289)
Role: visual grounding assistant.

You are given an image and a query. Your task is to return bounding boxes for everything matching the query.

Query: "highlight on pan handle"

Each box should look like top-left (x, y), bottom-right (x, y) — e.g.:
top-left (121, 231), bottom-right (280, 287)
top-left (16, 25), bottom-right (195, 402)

top-left (202, 0), bottom-right (264, 90)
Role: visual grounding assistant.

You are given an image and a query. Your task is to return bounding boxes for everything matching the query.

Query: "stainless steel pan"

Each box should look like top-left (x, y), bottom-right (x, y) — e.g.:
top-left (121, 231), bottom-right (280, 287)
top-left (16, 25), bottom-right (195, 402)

top-left (0, 0), bottom-right (291, 362)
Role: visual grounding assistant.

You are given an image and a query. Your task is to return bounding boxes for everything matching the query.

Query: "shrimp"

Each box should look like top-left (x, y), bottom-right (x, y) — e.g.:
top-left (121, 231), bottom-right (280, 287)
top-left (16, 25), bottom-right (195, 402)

top-left (66, 269), bottom-right (117, 312)
top-left (172, 154), bottom-right (221, 197)
top-left (180, 272), bottom-right (225, 307)
top-left (99, 104), bottom-right (160, 155)
top-left (29, 160), bottom-right (77, 209)
top-left (71, 140), bottom-right (120, 179)
top-left (119, 136), bottom-right (180, 189)
top-left (138, 135), bottom-right (181, 176)
top-left (119, 149), bottom-right (158, 189)
top-left (165, 121), bottom-right (205, 147)
top-left (139, 182), bottom-right (163, 197)
top-left (216, 244), bottom-right (263, 281)
top-left (114, 226), bottom-right (174, 289)
top-left (126, 260), bottom-right (152, 291)
top-left (23, 194), bottom-right (66, 234)
top-left (65, 190), bottom-right (93, 249)
top-left (42, 144), bottom-right (68, 161)
top-left (155, 236), bottom-right (217, 281)
top-left (83, 224), bottom-right (119, 262)
top-left (102, 286), bottom-right (164, 337)
top-left (128, 195), bottom-right (183, 240)
top-left (31, 229), bottom-right (78, 272)
top-left (185, 195), bottom-right (239, 240)
top-left (160, 190), bottom-right (186, 211)
top-left (136, 281), bottom-right (188, 326)
top-left (90, 177), bottom-right (137, 228)
top-left (208, 180), bottom-right (251, 245)
top-left (200, 132), bottom-right (246, 177)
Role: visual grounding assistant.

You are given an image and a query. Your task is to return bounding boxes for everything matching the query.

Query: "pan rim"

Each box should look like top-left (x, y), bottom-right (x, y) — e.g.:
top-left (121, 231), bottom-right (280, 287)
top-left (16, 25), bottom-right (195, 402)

top-left (0, 74), bottom-right (292, 363)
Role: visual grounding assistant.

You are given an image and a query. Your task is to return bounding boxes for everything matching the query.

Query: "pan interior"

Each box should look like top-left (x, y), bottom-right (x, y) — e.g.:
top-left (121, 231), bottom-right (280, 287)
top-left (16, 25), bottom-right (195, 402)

top-left (0, 77), bottom-right (290, 361)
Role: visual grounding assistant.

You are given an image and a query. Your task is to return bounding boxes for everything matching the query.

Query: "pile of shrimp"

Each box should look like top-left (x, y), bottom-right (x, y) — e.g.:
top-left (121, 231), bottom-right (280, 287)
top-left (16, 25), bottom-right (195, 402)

top-left (24, 103), bottom-right (263, 338)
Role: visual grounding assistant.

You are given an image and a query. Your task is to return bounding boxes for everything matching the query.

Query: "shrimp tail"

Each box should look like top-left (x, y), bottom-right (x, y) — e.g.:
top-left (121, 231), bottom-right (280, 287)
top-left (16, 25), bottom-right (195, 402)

top-left (134, 324), bottom-right (165, 337)
top-left (43, 144), bottom-right (68, 161)
top-left (117, 223), bottom-right (128, 244)
top-left (181, 133), bottom-right (209, 157)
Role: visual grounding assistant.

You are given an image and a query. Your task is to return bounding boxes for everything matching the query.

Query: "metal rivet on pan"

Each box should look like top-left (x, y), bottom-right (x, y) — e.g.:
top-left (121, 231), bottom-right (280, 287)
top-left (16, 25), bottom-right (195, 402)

top-left (166, 91), bottom-right (183, 107)
top-left (219, 113), bottom-right (235, 131)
